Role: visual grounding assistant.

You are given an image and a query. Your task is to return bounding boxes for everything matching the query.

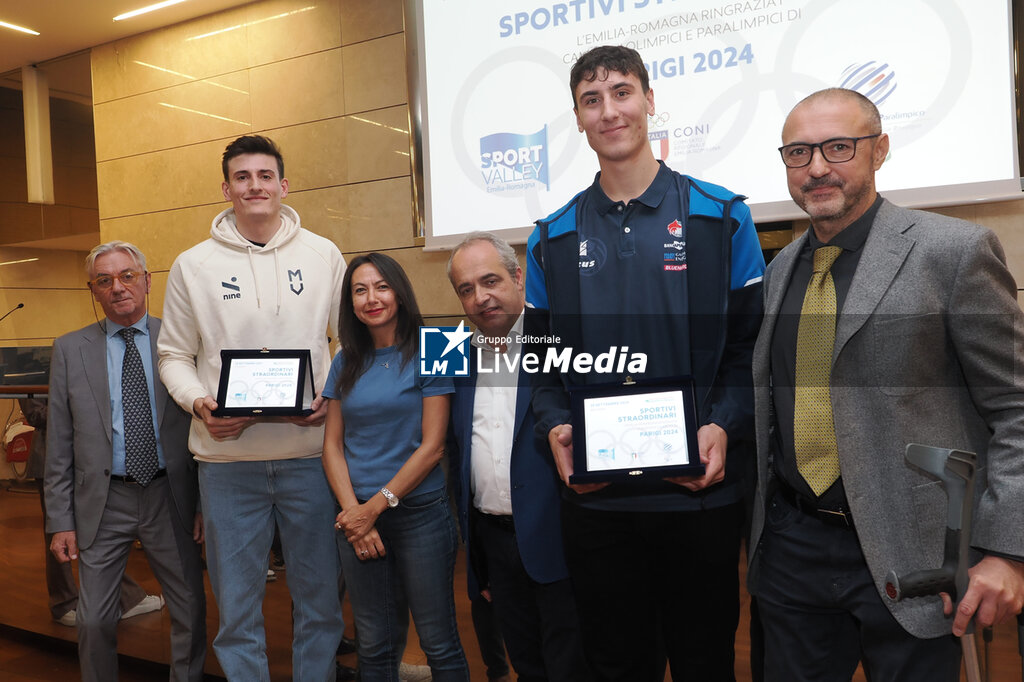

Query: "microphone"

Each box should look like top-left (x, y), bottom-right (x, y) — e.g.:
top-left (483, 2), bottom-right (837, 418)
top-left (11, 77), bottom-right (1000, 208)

top-left (0, 303), bottom-right (25, 325)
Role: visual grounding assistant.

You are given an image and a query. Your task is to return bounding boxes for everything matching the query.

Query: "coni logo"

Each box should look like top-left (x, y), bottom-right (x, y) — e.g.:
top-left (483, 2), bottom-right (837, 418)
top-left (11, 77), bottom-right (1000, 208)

top-left (419, 321), bottom-right (472, 377)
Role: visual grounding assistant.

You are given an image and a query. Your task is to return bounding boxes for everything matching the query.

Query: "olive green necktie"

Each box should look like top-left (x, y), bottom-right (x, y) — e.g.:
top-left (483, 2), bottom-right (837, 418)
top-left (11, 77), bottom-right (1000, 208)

top-left (794, 245), bottom-right (843, 496)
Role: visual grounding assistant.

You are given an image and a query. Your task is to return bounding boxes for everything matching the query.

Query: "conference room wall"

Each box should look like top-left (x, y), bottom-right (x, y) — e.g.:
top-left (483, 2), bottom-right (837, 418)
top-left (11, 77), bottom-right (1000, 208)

top-left (88, 0), bottom-right (464, 318)
top-left (89, 0), bottom-right (1024, 326)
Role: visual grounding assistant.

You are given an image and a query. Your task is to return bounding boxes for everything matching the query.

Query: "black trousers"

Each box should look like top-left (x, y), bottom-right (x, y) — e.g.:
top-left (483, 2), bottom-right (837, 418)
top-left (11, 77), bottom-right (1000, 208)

top-left (561, 499), bottom-right (743, 682)
top-left (469, 593), bottom-right (510, 680)
top-left (473, 509), bottom-right (590, 681)
top-left (756, 491), bottom-right (960, 682)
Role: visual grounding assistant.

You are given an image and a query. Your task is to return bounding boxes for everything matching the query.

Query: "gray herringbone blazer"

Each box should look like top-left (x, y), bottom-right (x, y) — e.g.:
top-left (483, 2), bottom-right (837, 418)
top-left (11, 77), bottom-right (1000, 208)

top-left (749, 199), bottom-right (1024, 638)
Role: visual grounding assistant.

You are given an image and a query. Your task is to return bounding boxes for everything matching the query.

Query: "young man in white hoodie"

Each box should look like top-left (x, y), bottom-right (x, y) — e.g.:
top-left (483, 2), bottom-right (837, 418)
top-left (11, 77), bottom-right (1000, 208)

top-left (158, 135), bottom-right (347, 681)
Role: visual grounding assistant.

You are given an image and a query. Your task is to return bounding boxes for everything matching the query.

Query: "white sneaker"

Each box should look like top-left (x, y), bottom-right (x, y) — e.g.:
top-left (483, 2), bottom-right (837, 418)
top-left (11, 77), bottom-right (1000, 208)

top-left (120, 594), bottom-right (164, 619)
top-left (56, 610), bottom-right (76, 626)
top-left (399, 662), bottom-right (432, 682)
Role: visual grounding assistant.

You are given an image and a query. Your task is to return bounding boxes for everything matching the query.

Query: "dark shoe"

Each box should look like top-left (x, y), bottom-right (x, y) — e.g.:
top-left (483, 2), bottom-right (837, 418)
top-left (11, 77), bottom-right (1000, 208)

top-left (336, 662), bottom-right (357, 681)
top-left (337, 635), bottom-right (357, 656)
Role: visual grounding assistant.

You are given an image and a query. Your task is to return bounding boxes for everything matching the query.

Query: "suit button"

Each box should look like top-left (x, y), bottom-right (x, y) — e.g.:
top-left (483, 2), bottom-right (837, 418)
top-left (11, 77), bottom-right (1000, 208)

top-left (104, 469), bottom-right (110, 475)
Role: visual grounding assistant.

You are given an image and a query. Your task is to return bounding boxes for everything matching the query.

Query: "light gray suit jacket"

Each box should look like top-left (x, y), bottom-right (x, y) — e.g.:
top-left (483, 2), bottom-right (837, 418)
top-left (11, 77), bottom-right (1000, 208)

top-left (749, 199), bottom-right (1024, 638)
top-left (45, 316), bottom-right (197, 549)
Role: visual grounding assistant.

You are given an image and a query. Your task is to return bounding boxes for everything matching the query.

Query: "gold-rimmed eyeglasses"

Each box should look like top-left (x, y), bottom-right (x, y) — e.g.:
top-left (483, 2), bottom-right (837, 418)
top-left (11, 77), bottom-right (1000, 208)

top-left (88, 271), bottom-right (146, 290)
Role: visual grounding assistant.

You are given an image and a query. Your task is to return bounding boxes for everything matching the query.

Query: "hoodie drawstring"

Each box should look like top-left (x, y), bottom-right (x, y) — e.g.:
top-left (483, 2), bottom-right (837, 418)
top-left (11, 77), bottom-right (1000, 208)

top-left (246, 245), bottom-right (262, 310)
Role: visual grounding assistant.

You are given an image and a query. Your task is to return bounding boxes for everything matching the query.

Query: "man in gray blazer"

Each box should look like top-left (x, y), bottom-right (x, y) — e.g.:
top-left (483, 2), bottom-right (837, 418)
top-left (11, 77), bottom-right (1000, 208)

top-left (748, 88), bottom-right (1024, 681)
top-left (46, 241), bottom-right (206, 682)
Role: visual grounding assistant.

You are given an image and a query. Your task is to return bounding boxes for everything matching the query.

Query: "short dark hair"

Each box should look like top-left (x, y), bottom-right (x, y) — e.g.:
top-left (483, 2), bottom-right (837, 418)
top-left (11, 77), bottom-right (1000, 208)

top-left (793, 88), bottom-right (883, 135)
top-left (335, 253), bottom-right (424, 396)
top-left (569, 45), bottom-right (650, 107)
top-left (221, 135), bottom-right (285, 181)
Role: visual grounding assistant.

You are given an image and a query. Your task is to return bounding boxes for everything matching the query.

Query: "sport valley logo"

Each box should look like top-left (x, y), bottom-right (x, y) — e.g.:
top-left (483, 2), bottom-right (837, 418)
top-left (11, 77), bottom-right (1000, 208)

top-left (419, 321), bottom-right (472, 377)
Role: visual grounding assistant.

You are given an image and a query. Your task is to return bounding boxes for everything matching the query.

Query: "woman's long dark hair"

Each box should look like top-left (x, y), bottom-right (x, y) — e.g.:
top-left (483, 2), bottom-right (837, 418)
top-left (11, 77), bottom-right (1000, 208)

top-left (336, 252), bottom-right (424, 396)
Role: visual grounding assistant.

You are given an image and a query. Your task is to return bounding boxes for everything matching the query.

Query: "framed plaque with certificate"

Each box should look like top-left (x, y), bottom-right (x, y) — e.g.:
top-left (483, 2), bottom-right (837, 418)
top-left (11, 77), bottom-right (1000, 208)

top-left (568, 376), bottom-right (703, 484)
top-left (212, 349), bottom-right (316, 417)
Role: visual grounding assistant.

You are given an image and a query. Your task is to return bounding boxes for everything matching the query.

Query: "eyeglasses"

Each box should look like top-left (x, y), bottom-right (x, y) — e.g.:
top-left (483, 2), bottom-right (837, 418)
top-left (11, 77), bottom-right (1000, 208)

top-left (88, 271), bottom-right (146, 289)
top-left (778, 134), bottom-right (881, 168)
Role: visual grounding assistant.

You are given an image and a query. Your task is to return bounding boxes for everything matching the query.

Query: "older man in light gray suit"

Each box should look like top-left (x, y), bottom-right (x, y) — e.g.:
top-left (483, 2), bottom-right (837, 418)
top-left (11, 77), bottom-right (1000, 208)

top-left (45, 241), bottom-right (206, 682)
top-left (748, 88), bottom-right (1024, 682)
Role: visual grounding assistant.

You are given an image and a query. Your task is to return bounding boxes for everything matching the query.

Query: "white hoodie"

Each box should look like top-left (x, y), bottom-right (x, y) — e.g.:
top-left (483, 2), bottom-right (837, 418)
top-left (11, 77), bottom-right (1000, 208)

top-left (158, 205), bottom-right (345, 462)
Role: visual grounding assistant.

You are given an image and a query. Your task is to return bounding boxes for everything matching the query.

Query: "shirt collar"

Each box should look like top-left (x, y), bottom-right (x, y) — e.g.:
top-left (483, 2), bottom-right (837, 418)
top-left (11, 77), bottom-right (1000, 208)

top-left (591, 160), bottom-right (673, 216)
top-left (105, 313), bottom-right (149, 340)
top-left (807, 194), bottom-right (883, 253)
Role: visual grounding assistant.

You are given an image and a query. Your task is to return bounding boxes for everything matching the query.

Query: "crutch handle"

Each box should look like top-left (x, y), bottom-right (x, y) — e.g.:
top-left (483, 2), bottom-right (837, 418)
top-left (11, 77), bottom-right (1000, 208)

top-left (885, 566), bottom-right (956, 602)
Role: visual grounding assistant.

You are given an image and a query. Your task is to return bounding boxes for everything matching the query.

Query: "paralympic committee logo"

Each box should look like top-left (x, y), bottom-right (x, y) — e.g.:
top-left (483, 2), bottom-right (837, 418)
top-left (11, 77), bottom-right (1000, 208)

top-left (839, 60), bottom-right (897, 106)
top-left (480, 126), bottom-right (550, 192)
top-left (419, 321), bottom-right (473, 377)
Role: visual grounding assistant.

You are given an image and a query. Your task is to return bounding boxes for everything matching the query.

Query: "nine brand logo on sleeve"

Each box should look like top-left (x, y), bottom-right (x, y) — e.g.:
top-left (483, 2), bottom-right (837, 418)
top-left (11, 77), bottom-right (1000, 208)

top-left (419, 321), bottom-right (472, 377)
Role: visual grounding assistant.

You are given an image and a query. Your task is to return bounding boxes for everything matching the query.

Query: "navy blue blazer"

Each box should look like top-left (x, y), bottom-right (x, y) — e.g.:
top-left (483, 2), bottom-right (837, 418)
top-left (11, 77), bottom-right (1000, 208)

top-left (449, 359), bottom-right (570, 597)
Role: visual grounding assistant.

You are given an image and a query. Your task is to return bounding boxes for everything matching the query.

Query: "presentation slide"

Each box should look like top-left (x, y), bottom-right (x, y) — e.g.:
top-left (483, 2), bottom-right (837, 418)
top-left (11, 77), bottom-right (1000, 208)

top-left (411, 0), bottom-right (1019, 248)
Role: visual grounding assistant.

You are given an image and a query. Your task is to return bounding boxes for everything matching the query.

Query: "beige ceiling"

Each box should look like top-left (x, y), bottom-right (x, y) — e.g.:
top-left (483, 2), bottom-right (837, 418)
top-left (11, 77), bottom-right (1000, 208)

top-left (0, 1), bottom-right (253, 251)
top-left (0, 0), bottom-right (253, 79)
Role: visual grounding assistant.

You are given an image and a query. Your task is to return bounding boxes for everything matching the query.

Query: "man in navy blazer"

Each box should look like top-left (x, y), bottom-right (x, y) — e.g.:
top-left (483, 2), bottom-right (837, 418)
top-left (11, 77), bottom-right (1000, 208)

top-left (447, 233), bottom-right (589, 681)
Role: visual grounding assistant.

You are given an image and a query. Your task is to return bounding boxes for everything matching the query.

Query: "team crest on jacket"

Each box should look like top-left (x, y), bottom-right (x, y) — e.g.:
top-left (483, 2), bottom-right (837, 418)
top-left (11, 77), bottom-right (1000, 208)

top-left (666, 219), bottom-right (683, 238)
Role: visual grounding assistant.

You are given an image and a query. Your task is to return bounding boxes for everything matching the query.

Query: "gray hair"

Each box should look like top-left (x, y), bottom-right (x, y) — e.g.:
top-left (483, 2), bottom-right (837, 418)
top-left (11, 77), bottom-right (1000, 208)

top-left (446, 231), bottom-right (519, 282)
top-left (85, 241), bottom-right (147, 278)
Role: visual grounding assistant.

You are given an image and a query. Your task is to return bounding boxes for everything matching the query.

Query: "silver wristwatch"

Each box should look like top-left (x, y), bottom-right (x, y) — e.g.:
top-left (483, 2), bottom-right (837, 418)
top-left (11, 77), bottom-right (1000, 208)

top-left (380, 487), bottom-right (399, 508)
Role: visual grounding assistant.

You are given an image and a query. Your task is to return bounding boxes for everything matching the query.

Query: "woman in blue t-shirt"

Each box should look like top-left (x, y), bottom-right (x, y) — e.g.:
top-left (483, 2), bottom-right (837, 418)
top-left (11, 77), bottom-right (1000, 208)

top-left (321, 252), bottom-right (468, 681)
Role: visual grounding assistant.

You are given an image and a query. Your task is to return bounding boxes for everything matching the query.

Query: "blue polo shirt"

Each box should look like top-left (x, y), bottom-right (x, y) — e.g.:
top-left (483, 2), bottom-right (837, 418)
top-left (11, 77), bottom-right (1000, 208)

top-left (577, 162), bottom-right (692, 381)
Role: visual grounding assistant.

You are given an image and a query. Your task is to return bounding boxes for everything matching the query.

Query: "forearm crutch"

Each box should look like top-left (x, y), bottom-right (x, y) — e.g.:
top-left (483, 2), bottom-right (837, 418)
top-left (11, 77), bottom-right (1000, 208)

top-left (883, 444), bottom-right (982, 682)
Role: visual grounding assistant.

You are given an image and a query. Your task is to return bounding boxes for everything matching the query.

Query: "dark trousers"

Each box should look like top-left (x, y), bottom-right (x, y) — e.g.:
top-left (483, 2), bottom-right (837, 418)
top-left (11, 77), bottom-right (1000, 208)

top-left (470, 593), bottom-right (510, 680)
top-left (561, 499), bottom-right (742, 682)
top-left (473, 510), bottom-right (590, 682)
top-left (756, 491), bottom-right (961, 682)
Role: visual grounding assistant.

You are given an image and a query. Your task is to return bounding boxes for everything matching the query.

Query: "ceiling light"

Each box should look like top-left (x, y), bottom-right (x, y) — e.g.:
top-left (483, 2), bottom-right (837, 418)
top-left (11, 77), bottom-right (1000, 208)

top-left (114, 0), bottom-right (189, 22)
top-left (0, 20), bottom-right (40, 35)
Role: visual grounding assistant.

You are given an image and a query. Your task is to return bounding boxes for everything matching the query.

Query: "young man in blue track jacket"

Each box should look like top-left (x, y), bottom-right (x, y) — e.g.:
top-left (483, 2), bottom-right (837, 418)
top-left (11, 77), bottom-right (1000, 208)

top-left (524, 45), bottom-right (765, 682)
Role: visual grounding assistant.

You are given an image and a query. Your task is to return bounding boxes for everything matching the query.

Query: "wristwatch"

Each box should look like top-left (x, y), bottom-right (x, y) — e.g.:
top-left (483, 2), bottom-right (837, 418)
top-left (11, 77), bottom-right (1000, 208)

top-left (380, 487), bottom-right (399, 509)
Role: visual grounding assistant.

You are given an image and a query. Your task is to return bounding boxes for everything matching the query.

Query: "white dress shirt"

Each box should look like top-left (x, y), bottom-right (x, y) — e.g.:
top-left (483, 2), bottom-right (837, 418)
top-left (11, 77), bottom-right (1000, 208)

top-left (470, 312), bottom-right (525, 516)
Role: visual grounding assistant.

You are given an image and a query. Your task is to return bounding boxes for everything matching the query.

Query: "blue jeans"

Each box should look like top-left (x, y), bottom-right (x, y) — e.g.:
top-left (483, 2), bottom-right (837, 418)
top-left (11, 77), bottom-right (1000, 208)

top-left (338, 488), bottom-right (469, 682)
top-left (200, 458), bottom-right (344, 682)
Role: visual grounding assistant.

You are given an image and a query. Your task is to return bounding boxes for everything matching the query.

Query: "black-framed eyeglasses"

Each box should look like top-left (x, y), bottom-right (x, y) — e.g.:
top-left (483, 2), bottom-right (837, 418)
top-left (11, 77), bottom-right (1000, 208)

top-left (88, 271), bottom-right (146, 290)
top-left (778, 134), bottom-right (881, 168)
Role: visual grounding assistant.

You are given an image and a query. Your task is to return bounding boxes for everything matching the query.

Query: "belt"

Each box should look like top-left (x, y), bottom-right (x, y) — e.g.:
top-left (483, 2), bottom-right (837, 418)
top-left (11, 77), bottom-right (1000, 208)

top-left (775, 481), bottom-right (854, 529)
top-left (110, 469), bottom-right (167, 485)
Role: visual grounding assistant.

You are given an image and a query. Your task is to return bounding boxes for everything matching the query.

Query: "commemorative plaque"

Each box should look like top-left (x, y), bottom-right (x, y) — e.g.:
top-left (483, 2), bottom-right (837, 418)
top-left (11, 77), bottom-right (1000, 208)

top-left (213, 349), bottom-right (315, 417)
top-left (568, 376), bottom-right (704, 484)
